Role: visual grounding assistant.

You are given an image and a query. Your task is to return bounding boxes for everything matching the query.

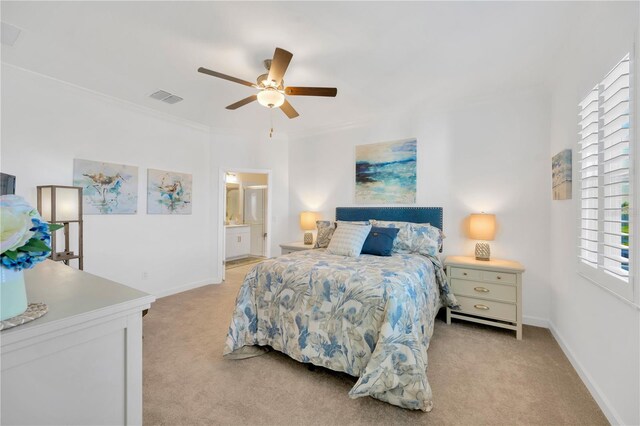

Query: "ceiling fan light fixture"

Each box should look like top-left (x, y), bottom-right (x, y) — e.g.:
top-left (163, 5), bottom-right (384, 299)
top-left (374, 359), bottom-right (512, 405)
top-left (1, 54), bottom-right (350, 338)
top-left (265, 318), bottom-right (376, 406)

top-left (257, 88), bottom-right (285, 108)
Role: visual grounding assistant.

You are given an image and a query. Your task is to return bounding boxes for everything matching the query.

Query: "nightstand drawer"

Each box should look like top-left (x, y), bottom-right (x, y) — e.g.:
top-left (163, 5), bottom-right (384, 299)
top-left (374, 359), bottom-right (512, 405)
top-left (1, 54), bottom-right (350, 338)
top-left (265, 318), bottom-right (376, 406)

top-left (450, 267), bottom-right (482, 281)
top-left (481, 271), bottom-right (516, 284)
top-left (456, 295), bottom-right (516, 322)
top-left (451, 279), bottom-right (516, 303)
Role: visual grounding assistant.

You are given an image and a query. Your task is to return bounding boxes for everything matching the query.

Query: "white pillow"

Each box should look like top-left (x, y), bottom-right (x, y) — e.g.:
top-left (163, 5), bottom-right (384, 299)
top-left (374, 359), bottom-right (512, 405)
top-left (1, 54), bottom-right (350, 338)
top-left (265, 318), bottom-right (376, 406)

top-left (326, 223), bottom-right (372, 257)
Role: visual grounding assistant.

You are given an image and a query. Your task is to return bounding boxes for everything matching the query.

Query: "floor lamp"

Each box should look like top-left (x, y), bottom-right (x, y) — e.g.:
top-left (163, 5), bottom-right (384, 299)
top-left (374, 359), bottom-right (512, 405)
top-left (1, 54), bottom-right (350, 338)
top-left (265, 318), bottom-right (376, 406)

top-left (37, 185), bottom-right (84, 270)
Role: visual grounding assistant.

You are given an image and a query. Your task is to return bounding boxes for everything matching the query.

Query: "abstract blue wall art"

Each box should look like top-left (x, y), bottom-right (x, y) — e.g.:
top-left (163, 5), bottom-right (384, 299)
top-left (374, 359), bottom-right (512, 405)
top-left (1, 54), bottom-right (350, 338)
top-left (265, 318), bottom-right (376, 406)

top-left (147, 169), bottom-right (192, 214)
top-left (73, 159), bottom-right (138, 214)
top-left (355, 138), bottom-right (417, 204)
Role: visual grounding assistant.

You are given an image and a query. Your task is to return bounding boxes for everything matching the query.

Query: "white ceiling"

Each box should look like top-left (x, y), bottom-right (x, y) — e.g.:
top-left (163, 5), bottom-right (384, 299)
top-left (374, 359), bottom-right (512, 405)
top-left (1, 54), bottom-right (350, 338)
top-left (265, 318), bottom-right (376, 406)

top-left (1, 1), bottom-right (592, 134)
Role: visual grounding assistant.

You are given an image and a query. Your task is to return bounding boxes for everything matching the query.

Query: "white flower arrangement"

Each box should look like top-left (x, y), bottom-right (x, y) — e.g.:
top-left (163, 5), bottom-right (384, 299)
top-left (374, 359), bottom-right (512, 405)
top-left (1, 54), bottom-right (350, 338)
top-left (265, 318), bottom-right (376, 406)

top-left (0, 195), bottom-right (62, 271)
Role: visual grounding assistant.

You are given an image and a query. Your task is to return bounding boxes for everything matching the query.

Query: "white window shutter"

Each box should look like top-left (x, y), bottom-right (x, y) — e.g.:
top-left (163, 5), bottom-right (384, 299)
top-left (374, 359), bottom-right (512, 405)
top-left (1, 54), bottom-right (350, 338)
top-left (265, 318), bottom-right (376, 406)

top-left (578, 53), bottom-right (633, 300)
top-left (600, 54), bottom-right (631, 281)
top-left (579, 87), bottom-right (599, 268)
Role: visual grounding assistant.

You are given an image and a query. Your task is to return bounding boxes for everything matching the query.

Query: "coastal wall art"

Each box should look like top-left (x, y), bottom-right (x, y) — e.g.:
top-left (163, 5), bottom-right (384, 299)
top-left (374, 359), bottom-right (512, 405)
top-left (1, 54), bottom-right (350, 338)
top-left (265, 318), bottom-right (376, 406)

top-left (73, 159), bottom-right (138, 214)
top-left (355, 138), bottom-right (417, 204)
top-left (552, 149), bottom-right (572, 200)
top-left (147, 169), bottom-right (192, 214)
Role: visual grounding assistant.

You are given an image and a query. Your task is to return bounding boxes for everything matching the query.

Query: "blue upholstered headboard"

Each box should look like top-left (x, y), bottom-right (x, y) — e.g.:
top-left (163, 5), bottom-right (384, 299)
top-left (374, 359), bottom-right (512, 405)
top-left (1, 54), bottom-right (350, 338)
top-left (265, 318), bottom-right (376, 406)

top-left (335, 207), bottom-right (443, 230)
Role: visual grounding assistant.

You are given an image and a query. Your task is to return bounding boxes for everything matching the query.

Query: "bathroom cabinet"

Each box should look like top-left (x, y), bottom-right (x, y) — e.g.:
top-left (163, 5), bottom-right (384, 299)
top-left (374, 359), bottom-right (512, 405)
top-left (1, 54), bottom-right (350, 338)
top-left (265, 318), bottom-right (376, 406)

top-left (225, 225), bottom-right (251, 260)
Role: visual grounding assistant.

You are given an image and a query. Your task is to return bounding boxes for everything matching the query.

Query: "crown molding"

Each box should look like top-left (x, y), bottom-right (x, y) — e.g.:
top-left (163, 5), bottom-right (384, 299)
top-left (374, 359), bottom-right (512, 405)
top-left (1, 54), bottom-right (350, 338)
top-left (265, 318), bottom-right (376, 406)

top-left (287, 83), bottom-right (551, 142)
top-left (2, 61), bottom-right (212, 133)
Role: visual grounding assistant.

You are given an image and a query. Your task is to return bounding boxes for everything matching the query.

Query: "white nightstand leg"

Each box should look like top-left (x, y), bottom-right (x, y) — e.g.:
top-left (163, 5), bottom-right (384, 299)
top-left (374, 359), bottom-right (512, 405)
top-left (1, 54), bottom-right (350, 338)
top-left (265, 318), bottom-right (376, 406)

top-left (446, 307), bottom-right (451, 325)
top-left (516, 324), bottom-right (522, 340)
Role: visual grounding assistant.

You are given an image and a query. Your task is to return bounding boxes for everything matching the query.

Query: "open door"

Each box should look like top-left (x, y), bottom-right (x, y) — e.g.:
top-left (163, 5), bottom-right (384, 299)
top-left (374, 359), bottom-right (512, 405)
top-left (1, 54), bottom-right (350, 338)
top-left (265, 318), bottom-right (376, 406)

top-left (244, 186), bottom-right (267, 257)
top-left (219, 169), bottom-right (271, 282)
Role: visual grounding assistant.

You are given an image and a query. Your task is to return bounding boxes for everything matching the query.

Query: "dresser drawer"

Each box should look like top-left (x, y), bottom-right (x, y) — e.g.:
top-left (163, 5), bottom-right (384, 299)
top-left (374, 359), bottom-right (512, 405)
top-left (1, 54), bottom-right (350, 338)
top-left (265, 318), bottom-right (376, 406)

top-left (481, 270), bottom-right (516, 284)
top-left (451, 279), bottom-right (516, 303)
top-left (455, 295), bottom-right (516, 322)
top-left (450, 267), bottom-right (482, 281)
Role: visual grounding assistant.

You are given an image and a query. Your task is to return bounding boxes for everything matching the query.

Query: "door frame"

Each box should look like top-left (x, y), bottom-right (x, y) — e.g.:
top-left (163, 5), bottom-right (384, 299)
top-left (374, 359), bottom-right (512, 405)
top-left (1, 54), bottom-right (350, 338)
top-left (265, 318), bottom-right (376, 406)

top-left (218, 167), bottom-right (272, 281)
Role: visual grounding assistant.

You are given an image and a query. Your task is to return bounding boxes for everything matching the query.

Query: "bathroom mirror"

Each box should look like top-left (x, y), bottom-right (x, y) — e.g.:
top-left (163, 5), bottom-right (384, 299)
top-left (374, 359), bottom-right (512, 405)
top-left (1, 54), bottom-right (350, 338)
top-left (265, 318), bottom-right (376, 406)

top-left (225, 184), bottom-right (240, 224)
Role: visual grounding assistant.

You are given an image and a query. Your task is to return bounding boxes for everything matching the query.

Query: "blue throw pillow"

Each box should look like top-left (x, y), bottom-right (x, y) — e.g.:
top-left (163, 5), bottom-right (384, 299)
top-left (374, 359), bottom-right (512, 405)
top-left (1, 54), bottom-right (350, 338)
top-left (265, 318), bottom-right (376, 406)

top-left (361, 227), bottom-right (400, 256)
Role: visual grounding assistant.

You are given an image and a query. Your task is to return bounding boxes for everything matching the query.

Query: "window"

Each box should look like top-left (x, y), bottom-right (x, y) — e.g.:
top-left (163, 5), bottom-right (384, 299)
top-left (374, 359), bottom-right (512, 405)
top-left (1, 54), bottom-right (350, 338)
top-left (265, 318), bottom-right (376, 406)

top-left (578, 53), bottom-right (634, 300)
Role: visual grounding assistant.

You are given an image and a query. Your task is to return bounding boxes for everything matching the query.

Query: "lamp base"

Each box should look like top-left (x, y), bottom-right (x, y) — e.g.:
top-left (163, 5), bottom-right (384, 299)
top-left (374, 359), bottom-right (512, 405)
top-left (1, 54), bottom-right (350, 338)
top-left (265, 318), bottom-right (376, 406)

top-left (304, 232), bottom-right (313, 245)
top-left (475, 242), bottom-right (491, 261)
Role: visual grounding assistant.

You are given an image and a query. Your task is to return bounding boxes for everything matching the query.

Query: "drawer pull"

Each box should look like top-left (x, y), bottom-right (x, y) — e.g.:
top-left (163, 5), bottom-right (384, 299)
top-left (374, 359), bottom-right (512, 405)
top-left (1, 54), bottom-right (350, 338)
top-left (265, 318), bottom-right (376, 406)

top-left (496, 276), bottom-right (501, 280)
top-left (474, 287), bottom-right (490, 293)
top-left (474, 304), bottom-right (490, 310)
top-left (463, 272), bottom-right (468, 276)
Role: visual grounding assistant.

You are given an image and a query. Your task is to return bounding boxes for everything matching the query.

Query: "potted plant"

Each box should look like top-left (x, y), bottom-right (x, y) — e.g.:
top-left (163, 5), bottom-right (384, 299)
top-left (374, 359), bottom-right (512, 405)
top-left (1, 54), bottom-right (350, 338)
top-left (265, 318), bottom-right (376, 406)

top-left (0, 195), bottom-right (62, 321)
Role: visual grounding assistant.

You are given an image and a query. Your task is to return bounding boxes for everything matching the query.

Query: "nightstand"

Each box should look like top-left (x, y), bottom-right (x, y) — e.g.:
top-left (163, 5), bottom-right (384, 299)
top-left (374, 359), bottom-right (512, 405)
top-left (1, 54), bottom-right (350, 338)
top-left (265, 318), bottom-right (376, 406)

top-left (444, 256), bottom-right (525, 340)
top-left (279, 241), bottom-right (315, 255)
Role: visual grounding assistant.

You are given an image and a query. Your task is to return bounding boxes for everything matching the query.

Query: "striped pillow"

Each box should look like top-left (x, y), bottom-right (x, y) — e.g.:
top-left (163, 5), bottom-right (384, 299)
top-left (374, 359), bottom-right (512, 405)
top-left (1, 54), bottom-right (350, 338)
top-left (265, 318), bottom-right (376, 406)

top-left (326, 223), bottom-right (372, 257)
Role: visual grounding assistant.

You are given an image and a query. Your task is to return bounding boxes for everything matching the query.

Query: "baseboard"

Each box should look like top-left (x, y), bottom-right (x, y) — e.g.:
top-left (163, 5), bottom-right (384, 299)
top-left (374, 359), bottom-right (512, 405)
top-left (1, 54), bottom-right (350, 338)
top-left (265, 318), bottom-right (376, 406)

top-left (522, 315), bottom-right (549, 328)
top-left (548, 321), bottom-right (623, 425)
top-left (155, 278), bottom-right (218, 298)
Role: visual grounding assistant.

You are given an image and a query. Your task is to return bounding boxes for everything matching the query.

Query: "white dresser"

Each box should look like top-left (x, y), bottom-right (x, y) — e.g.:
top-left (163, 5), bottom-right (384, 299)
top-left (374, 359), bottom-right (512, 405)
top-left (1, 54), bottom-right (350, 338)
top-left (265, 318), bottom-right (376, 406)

top-left (0, 260), bottom-right (155, 425)
top-left (444, 256), bottom-right (525, 339)
top-left (225, 224), bottom-right (251, 260)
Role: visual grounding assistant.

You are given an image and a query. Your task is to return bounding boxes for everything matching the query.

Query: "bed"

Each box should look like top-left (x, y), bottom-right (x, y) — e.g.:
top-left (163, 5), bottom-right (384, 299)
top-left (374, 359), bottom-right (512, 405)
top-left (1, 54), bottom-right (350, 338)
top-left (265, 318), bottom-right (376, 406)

top-left (223, 207), bottom-right (458, 411)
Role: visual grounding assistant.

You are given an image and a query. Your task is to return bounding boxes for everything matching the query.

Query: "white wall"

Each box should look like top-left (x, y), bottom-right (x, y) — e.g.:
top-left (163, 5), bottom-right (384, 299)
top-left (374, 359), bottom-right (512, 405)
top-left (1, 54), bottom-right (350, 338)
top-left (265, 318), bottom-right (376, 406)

top-left (1, 64), bottom-right (213, 296)
top-left (1, 64), bottom-right (292, 296)
top-left (547, 3), bottom-right (640, 424)
top-left (288, 88), bottom-right (552, 324)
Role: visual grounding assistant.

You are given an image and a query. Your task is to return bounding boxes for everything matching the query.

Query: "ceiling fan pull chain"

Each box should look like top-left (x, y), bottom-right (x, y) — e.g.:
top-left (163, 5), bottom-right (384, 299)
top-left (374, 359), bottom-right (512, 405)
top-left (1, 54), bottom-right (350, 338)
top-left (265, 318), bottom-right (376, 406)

top-left (269, 109), bottom-right (274, 138)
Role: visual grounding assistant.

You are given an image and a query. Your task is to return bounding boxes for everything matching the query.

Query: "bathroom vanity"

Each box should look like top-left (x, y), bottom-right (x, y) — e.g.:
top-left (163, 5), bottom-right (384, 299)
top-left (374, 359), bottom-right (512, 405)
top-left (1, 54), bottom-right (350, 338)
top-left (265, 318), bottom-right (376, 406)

top-left (225, 224), bottom-right (251, 260)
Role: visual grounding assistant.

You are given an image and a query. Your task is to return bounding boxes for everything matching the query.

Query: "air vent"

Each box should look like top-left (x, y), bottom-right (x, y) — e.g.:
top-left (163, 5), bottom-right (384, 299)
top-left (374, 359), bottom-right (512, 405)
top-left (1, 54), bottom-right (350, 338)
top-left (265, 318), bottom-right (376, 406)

top-left (149, 90), bottom-right (183, 104)
top-left (163, 95), bottom-right (183, 104)
top-left (1, 22), bottom-right (21, 46)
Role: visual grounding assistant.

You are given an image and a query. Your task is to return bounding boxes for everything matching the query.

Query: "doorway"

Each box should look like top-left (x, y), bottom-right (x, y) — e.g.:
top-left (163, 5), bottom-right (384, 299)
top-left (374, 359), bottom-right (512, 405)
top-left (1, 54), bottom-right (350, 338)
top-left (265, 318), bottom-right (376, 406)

top-left (219, 169), bottom-right (271, 281)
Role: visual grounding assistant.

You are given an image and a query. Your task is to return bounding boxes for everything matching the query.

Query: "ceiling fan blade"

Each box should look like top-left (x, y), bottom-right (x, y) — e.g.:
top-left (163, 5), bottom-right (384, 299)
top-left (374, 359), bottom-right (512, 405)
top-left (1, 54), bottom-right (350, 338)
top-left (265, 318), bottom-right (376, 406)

top-left (267, 48), bottom-right (293, 87)
top-left (280, 99), bottom-right (299, 119)
top-left (198, 67), bottom-right (255, 88)
top-left (285, 87), bottom-right (338, 97)
top-left (226, 95), bottom-right (257, 110)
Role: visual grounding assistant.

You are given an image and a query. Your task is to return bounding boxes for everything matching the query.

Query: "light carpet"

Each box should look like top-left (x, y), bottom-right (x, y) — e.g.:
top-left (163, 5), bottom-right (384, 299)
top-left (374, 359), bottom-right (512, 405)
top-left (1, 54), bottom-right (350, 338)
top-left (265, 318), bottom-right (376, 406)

top-left (143, 264), bottom-right (607, 425)
top-left (225, 256), bottom-right (265, 270)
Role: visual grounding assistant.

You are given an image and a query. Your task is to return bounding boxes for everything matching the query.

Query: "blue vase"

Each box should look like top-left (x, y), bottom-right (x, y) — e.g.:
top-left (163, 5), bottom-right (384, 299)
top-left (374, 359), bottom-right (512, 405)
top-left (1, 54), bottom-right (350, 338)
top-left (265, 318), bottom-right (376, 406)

top-left (0, 268), bottom-right (28, 321)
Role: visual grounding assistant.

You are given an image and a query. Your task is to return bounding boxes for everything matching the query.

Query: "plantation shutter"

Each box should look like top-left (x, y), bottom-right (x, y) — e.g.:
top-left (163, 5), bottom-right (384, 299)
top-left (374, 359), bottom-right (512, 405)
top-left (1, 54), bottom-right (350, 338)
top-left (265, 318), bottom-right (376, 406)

top-left (600, 54), bottom-right (631, 280)
top-left (578, 52), bottom-right (633, 298)
top-left (579, 87), bottom-right (599, 268)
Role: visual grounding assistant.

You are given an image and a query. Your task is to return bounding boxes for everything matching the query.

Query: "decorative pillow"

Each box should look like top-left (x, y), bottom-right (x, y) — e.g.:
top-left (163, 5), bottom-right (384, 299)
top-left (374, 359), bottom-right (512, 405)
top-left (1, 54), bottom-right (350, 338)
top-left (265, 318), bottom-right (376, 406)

top-left (409, 223), bottom-right (442, 257)
top-left (314, 221), bottom-right (336, 248)
top-left (361, 227), bottom-right (400, 256)
top-left (326, 223), bottom-right (372, 257)
top-left (370, 220), bottom-right (443, 257)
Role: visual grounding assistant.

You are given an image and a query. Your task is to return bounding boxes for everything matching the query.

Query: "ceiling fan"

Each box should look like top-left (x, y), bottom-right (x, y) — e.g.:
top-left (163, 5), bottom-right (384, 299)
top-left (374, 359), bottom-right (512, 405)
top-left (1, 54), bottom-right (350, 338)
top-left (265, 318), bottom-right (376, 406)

top-left (198, 47), bottom-right (337, 119)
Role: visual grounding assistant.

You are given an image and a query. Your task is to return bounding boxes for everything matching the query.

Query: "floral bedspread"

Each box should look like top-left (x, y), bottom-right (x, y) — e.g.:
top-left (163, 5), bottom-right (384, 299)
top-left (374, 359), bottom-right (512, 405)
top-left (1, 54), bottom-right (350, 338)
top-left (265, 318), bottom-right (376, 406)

top-left (223, 249), bottom-right (458, 411)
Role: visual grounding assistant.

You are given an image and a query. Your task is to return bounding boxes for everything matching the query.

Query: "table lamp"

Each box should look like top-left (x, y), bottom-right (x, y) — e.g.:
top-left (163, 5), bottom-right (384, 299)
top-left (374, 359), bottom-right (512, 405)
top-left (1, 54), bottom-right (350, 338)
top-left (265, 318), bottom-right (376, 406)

top-left (469, 213), bottom-right (496, 261)
top-left (300, 211), bottom-right (318, 245)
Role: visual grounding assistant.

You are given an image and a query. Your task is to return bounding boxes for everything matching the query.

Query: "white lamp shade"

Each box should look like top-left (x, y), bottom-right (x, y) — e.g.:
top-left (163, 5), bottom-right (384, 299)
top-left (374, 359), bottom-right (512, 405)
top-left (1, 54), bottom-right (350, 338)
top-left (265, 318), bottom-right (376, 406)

top-left (257, 88), bottom-right (285, 108)
top-left (39, 187), bottom-right (53, 222)
top-left (469, 213), bottom-right (496, 241)
top-left (300, 211), bottom-right (319, 231)
top-left (39, 186), bottom-right (81, 222)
